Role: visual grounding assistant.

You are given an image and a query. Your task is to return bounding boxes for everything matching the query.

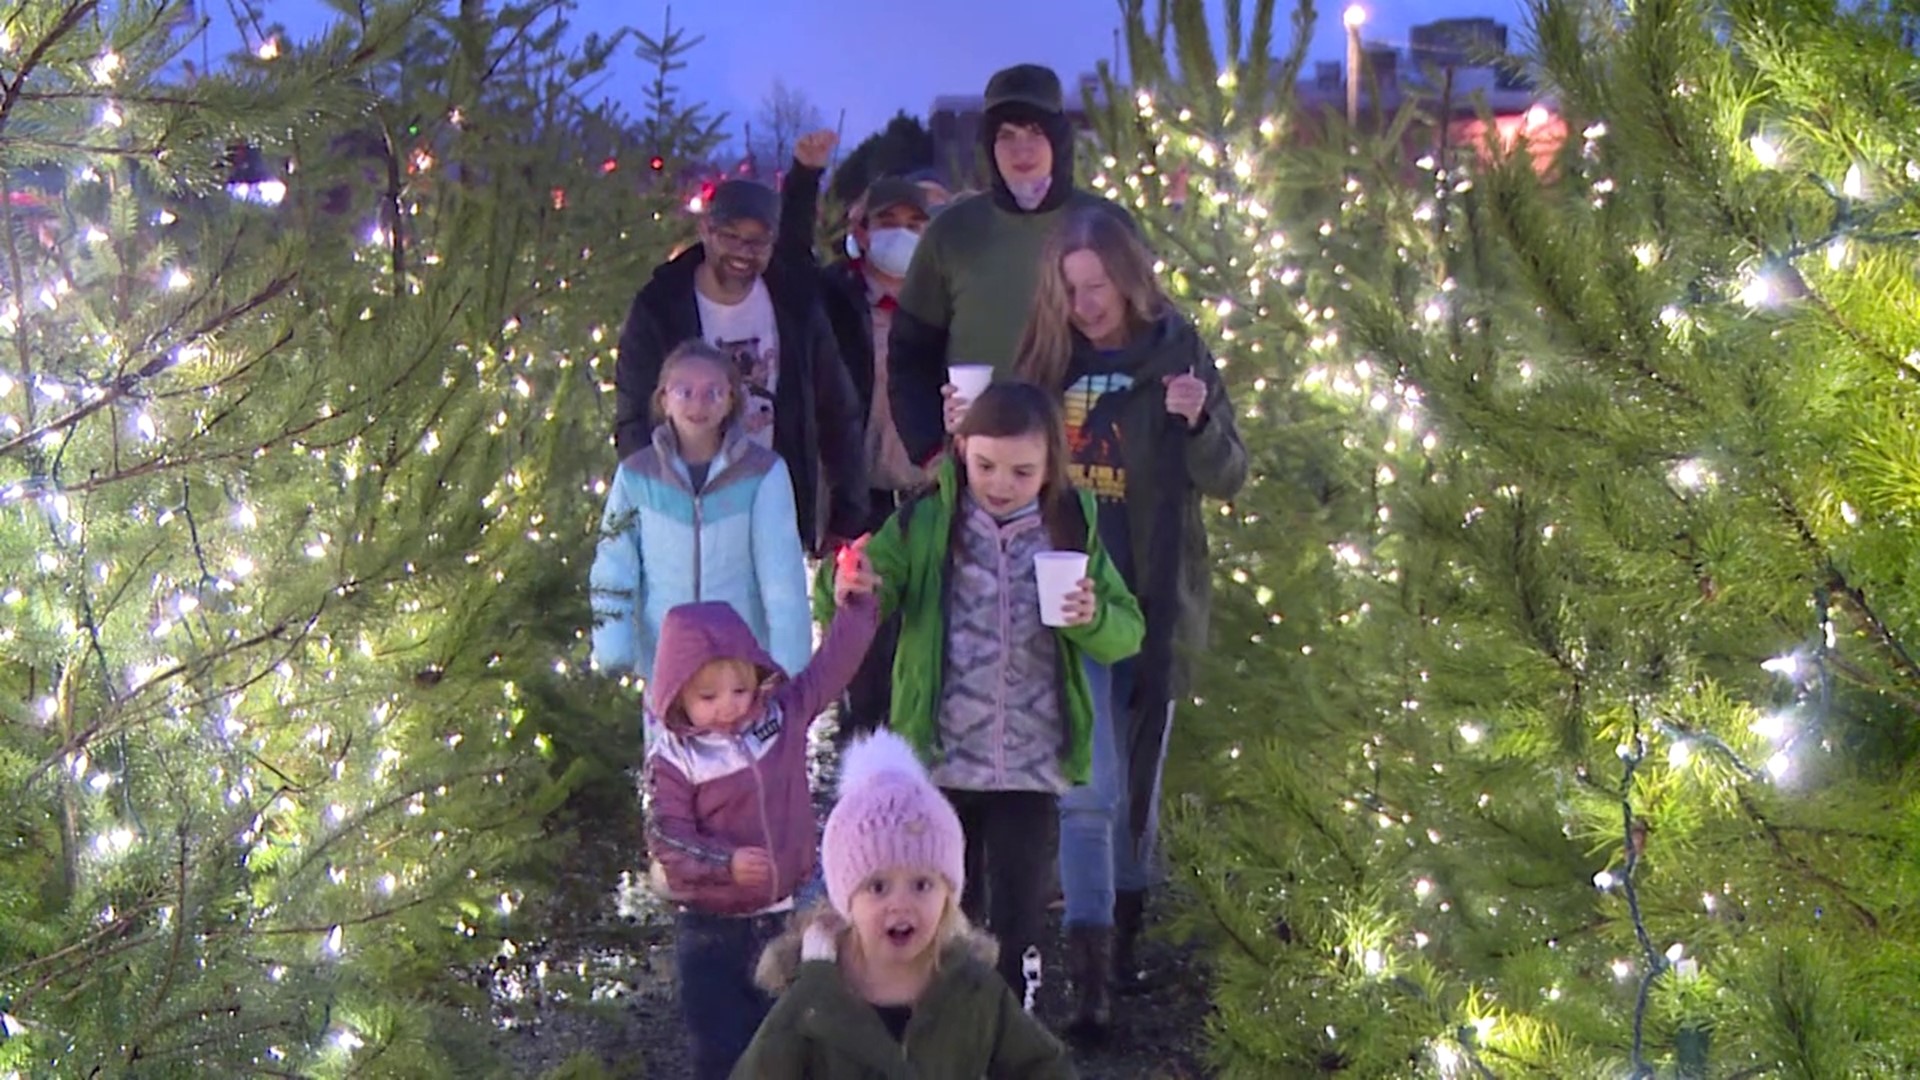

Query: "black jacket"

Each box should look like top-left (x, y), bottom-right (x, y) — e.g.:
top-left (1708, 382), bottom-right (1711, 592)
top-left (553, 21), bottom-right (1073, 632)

top-left (612, 246), bottom-right (869, 553)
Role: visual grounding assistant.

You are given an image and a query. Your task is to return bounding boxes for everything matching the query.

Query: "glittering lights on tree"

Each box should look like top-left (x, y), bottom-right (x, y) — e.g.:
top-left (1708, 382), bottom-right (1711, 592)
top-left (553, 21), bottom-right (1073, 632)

top-left (1088, 0), bottom-right (1920, 1074)
top-left (0, 3), bottom-right (692, 1073)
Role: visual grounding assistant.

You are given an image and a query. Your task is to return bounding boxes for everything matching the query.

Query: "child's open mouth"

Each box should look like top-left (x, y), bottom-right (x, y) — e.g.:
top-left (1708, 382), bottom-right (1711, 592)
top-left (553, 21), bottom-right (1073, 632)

top-left (884, 921), bottom-right (917, 947)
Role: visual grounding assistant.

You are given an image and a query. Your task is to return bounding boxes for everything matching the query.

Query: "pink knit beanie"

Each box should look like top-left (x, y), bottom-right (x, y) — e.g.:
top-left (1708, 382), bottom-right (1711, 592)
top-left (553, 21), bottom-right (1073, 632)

top-left (822, 730), bottom-right (966, 917)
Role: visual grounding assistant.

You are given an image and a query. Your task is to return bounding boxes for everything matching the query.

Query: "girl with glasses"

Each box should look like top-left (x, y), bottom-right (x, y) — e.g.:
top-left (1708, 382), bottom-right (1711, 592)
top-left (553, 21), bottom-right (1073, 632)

top-left (591, 340), bottom-right (813, 722)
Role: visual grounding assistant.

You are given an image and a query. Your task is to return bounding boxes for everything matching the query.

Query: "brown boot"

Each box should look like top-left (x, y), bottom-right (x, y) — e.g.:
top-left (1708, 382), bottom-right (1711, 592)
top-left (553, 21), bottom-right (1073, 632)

top-left (1062, 924), bottom-right (1112, 1042)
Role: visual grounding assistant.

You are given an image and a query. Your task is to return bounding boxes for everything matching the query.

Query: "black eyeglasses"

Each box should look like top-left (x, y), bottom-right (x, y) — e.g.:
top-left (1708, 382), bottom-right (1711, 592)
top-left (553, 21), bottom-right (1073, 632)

top-left (711, 228), bottom-right (772, 255)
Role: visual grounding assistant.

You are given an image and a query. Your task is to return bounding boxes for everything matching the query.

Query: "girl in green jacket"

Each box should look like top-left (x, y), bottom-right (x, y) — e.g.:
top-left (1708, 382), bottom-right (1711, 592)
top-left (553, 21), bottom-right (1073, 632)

top-left (731, 729), bottom-right (1073, 1080)
top-left (818, 381), bottom-right (1144, 996)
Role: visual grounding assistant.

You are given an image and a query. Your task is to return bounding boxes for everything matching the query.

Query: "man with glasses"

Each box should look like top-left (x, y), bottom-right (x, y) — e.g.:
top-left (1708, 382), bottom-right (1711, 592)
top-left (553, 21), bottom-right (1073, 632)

top-left (614, 179), bottom-right (868, 556)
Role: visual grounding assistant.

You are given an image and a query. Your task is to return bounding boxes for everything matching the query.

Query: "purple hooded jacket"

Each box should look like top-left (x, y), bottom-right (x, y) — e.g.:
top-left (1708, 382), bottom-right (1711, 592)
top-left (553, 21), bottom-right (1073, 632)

top-left (644, 595), bottom-right (878, 915)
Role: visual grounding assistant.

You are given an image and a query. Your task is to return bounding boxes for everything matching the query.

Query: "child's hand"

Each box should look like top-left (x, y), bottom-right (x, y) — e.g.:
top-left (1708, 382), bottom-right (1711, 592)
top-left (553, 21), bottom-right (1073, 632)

top-left (941, 383), bottom-right (969, 434)
top-left (1059, 578), bottom-right (1097, 626)
top-left (731, 846), bottom-right (774, 889)
top-left (834, 541), bottom-right (879, 604)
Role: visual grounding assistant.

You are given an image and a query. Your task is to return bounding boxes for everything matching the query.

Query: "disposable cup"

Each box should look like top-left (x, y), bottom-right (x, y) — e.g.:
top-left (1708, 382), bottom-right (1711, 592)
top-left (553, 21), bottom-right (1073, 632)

top-left (1034, 551), bottom-right (1090, 628)
top-left (947, 364), bottom-right (994, 404)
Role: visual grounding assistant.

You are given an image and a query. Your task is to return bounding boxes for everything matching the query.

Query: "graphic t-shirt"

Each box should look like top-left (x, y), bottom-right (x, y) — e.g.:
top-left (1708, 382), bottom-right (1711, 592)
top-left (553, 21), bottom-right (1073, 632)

top-left (695, 278), bottom-right (780, 449)
top-left (1063, 353), bottom-right (1136, 586)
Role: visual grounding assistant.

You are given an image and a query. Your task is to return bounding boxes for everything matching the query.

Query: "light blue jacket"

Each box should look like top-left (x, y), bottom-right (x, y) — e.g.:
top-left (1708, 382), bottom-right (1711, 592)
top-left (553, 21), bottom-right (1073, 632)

top-left (590, 423), bottom-right (811, 682)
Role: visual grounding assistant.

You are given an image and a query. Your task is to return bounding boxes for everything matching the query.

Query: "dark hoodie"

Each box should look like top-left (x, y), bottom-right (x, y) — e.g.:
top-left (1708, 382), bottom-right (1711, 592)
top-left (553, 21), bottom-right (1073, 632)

top-left (644, 597), bottom-right (878, 916)
top-left (613, 245), bottom-right (869, 553)
top-left (1058, 312), bottom-right (1247, 695)
top-left (886, 103), bottom-right (1135, 465)
top-left (1057, 312), bottom-right (1247, 846)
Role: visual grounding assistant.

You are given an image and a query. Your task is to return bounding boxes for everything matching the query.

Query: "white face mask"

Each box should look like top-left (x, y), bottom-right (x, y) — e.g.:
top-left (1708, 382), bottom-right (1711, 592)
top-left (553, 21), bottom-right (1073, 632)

top-left (864, 227), bottom-right (920, 277)
top-left (1008, 174), bottom-right (1052, 211)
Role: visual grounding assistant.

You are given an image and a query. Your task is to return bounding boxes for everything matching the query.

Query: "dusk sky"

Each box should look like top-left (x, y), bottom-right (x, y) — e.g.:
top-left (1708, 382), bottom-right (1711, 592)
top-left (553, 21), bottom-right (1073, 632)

top-left (205, 0), bottom-right (1532, 148)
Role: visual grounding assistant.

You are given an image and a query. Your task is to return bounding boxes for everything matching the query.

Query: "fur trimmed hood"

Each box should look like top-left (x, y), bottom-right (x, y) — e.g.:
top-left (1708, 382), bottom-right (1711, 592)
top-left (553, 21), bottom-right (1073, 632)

top-left (754, 904), bottom-right (1000, 993)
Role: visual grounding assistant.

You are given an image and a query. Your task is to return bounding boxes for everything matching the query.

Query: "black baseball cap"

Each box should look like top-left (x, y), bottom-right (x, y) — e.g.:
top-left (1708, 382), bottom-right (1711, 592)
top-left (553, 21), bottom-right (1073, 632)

top-left (863, 177), bottom-right (930, 218)
top-left (706, 179), bottom-right (780, 230)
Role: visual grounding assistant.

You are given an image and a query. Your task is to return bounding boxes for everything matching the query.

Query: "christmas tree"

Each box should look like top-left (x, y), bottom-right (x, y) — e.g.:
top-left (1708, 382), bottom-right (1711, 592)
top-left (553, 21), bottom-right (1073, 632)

top-left (1089, 0), bottom-right (1920, 1074)
top-left (0, 2), bottom-right (690, 1073)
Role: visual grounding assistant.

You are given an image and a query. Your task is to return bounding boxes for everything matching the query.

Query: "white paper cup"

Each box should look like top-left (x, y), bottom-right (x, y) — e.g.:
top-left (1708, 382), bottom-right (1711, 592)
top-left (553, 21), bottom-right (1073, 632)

top-left (1034, 551), bottom-right (1090, 627)
top-left (948, 364), bottom-right (994, 403)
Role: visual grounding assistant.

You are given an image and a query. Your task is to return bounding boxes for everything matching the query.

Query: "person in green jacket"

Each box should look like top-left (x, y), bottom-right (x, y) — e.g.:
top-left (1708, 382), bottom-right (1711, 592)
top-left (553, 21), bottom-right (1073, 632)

top-left (816, 381), bottom-right (1144, 995)
top-left (730, 729), bottom-right (1073, 1079)
top-left (1012, 206), bottom-right (1249, 1034)
top-left (886, 62), bottom-right (1136, 466)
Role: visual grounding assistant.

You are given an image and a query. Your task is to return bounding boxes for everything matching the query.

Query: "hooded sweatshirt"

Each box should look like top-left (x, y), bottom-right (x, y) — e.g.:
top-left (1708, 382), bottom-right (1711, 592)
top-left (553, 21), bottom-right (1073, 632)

top-left (886, 103), bottom-right (1136, 465)
top-left (1057, 310), bottom-right (1248, 695)
top-left (644, 597), bottom-right (878, 916)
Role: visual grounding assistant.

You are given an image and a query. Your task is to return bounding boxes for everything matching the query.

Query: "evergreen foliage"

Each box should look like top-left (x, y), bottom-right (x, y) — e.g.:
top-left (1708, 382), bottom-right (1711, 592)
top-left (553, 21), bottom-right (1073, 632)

top-left (828, 111), bottom-right (937, 206)
top-left (0, 1), bottom-right (694, 1072)
top-left (1087, 0), bottom-right (1920, 1074)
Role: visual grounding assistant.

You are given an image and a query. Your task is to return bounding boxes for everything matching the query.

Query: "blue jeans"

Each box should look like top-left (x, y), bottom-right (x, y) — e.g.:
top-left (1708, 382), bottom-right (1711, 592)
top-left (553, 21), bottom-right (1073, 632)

top-left (1109, 660), bottom-right (1174, 892)
top-left (1058, 660), bottom-right (1175, 927)
top-left (674, 909), bottom-right (785, 1080)
top-left (1058, 658), bottom-right (1122, 928)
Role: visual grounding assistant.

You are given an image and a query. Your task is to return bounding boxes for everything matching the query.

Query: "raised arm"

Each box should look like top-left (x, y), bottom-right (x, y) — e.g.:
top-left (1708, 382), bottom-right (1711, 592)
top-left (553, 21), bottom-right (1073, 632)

top-left (776, 162), bottom-right (824, 269)
top-left (782, 592), bottom-right (880, 727)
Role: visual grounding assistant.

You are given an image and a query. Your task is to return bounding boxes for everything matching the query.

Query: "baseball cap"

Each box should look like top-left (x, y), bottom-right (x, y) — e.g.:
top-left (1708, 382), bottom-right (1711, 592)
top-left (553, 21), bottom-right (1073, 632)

top-left (863, 177), bottom-right (929, 219)
top-left (706, 179), bottom-right (780, 230)
top-left (984, 63), bottom-right (1066, 116)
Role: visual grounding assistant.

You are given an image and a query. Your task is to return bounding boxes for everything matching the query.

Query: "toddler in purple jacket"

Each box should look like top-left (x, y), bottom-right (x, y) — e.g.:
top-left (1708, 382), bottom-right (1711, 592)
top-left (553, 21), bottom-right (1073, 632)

top-left (644, 551), bottom-right (880, 1080)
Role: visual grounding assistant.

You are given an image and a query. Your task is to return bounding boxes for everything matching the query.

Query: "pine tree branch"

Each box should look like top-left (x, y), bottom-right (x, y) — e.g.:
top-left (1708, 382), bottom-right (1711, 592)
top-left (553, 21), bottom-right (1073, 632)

top-left (0, 274), bottom-right (297, 460)
top-left (28, 606), bottom-right (324, 785)
top-left (1769, 489), bottom-right (1920, 700)
top-left (144, 824), bottom-right (194, 1021)
top-left (1734, 789), bottom-right (1881, 931)
top-left (1, 176), bottom-right (39, 421)
top-left (0, 1), bottom-right (99, 143)
top-left (1823, 567), bottom-right (1920, 698)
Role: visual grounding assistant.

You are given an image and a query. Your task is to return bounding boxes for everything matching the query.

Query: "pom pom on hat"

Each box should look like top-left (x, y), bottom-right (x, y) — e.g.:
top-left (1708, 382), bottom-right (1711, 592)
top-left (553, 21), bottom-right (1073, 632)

top-left (821, 730), bottom-right (966, 918)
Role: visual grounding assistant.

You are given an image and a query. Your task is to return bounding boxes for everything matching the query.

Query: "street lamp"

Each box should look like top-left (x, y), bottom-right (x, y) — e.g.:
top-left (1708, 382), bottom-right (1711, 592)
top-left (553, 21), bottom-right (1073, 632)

top-left (1344, 4), bottom-right (1367, 126)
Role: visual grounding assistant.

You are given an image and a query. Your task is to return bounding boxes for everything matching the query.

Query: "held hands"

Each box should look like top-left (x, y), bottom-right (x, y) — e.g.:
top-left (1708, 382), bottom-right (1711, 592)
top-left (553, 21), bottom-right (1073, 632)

top-left (731, 846), bottom-right (775, 889)
top-left (1059, 578), bottom-right (1098, 626)
top-left (1163, 367), bottom-right (1208, 427)
top-left (794, 130), bottom-right (837, 171)
top-left (834, 540), bottom-right (880, 605)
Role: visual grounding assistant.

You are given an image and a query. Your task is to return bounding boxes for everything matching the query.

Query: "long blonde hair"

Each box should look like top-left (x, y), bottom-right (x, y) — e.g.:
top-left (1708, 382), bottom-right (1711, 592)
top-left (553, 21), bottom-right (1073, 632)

top-left (1013, 208), bottom-right (1172, 393)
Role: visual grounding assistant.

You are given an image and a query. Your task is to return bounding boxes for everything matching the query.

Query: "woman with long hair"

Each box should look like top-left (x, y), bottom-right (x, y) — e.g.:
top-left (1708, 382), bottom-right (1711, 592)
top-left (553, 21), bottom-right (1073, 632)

top-left (1010, 206), bottom-right (1248, 1040)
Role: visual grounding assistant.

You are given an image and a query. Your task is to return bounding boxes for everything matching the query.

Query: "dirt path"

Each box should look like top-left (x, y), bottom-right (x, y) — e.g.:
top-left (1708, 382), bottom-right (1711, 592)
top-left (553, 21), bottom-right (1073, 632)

top-left (480, 726), bottom-right (1215, 1078)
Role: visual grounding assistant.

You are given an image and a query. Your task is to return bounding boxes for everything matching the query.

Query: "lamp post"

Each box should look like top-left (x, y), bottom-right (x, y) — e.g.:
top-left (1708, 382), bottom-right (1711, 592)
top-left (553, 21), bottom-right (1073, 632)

top-left (1344, 3), bottom-right (1367, 126)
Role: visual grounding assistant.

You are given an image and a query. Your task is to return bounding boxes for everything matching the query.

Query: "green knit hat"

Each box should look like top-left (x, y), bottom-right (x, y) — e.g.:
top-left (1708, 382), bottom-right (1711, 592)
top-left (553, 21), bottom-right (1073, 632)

top-left (983, 63), bottom-right (1065, 116)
